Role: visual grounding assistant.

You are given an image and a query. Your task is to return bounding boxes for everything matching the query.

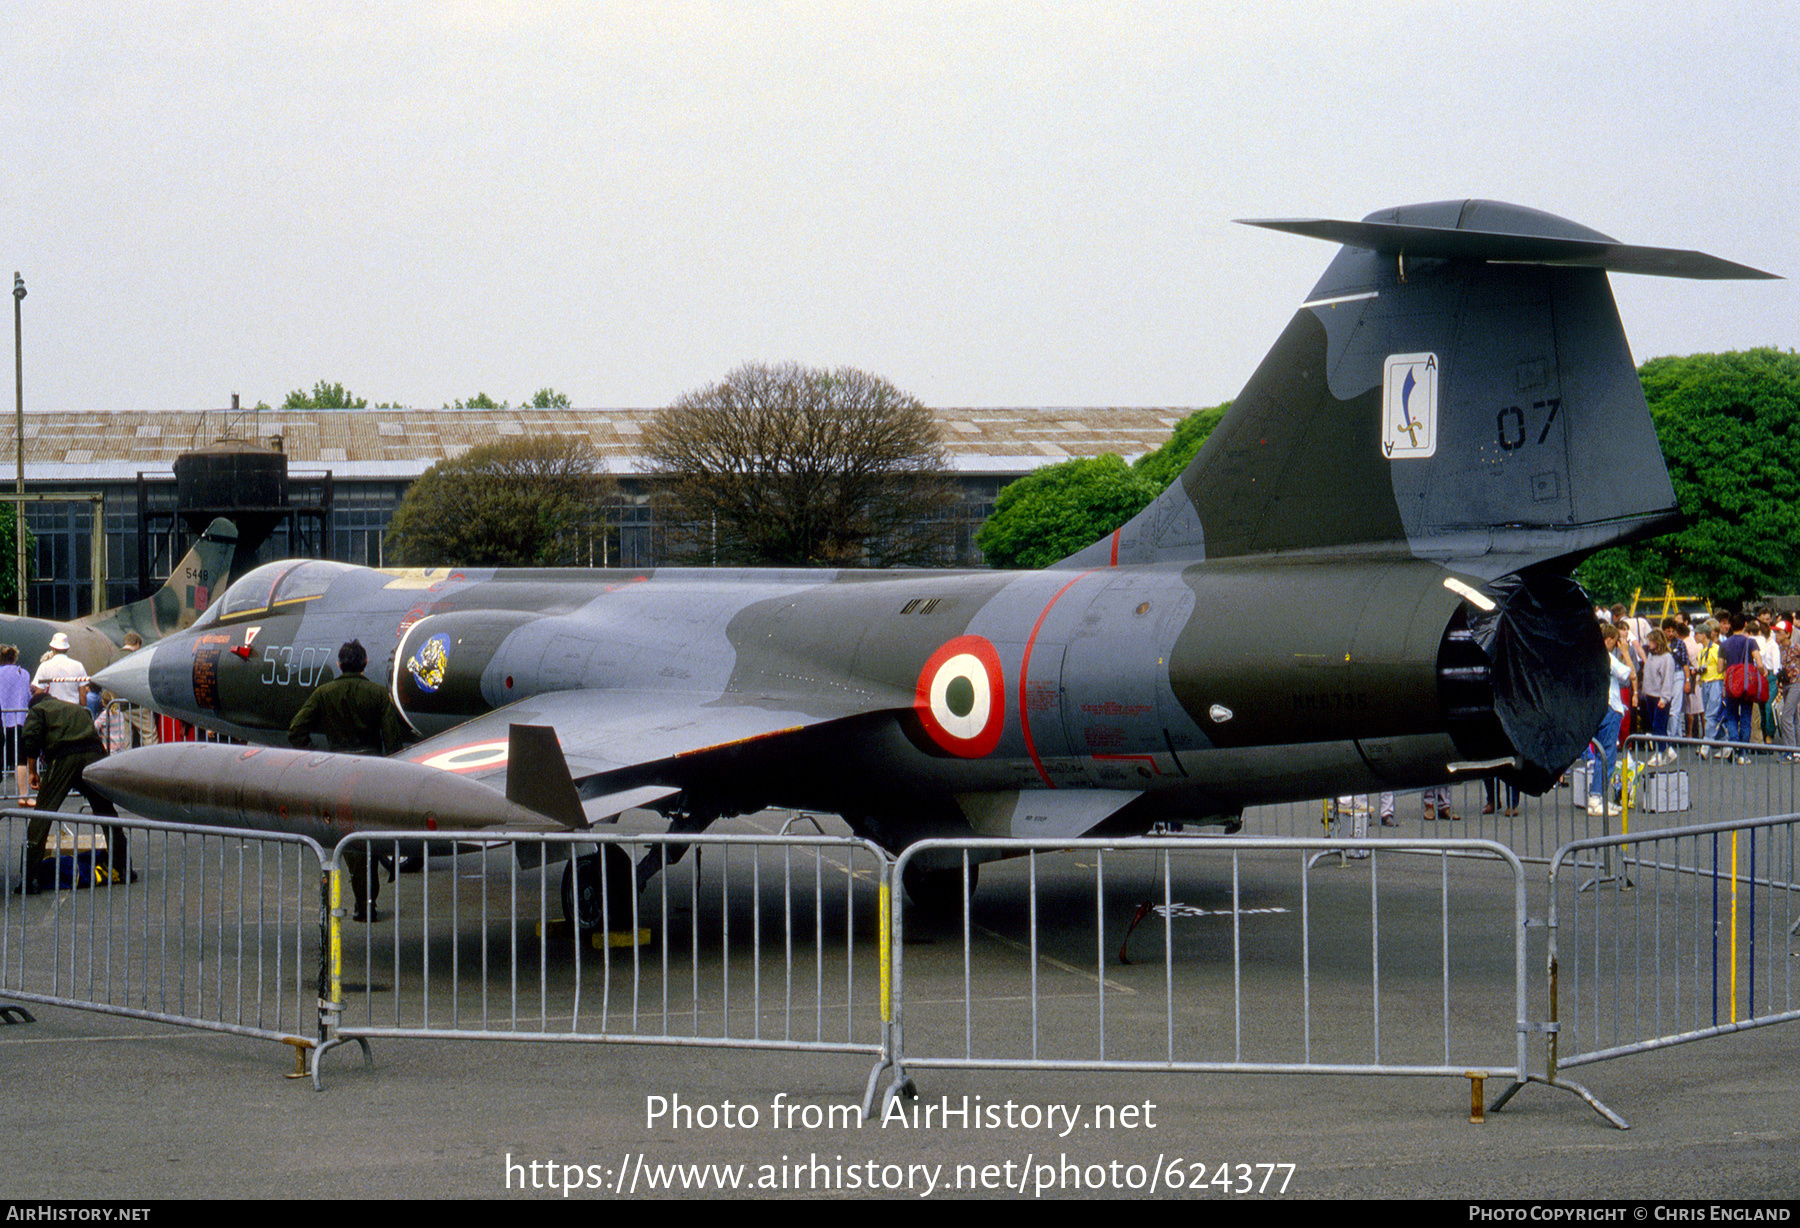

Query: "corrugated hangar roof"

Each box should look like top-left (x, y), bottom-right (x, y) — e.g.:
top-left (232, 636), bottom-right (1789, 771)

top-left (11, 406), bottom-right (1192, 481)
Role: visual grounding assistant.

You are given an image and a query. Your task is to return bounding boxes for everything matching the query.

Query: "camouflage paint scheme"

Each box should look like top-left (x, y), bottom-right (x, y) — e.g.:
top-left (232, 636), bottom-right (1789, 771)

top-left (0, 518), bottom-right (236, 679)
top-left (89, 202), bottom-right (1774, 870)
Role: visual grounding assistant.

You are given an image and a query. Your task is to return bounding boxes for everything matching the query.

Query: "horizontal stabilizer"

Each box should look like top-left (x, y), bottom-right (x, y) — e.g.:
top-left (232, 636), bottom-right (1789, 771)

top-left (1239, 216), bottom-right (1778, 280)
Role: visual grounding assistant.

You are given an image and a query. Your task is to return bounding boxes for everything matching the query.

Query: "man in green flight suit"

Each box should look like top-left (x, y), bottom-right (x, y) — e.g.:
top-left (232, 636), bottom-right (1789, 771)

top-left (17, 693), bottom-right (132, 893)
top-left (289, 639), bottom-right (411, 921)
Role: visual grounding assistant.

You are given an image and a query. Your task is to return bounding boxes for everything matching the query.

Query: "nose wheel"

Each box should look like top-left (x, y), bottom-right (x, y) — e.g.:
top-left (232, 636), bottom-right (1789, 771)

top-left (560, 844), bottom-right (636, 932)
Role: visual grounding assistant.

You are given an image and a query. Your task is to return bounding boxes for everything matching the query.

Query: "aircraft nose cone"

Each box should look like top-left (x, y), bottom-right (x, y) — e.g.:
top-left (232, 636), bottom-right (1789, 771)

top-left (93, 644), bottom-right (154, 707)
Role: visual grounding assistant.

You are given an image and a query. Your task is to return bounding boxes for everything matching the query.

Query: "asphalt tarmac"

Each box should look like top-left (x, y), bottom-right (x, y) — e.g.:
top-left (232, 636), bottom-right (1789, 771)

top-left (2, 797), bottom-right (1797, 1202)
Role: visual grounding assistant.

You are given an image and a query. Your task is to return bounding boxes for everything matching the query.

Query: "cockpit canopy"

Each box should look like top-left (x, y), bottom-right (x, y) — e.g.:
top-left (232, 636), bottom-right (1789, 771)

top-left (191, 559), bottom-right (359, 627)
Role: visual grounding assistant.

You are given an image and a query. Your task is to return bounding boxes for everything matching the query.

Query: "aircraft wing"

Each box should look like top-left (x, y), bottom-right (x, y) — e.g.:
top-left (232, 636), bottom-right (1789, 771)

top-left (400, 687), bottom-right (910, 821)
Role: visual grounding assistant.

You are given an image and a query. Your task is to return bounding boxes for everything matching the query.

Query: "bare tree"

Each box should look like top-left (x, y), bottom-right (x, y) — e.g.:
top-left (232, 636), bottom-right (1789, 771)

top-left (385, 434), bottom-right (615, 567)
top-left (642, 363), bottom-right (957, 567)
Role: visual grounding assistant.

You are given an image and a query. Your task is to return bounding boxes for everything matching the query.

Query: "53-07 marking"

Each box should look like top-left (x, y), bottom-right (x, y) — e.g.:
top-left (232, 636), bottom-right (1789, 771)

top-left (259, 643), bottom-right (331, 688)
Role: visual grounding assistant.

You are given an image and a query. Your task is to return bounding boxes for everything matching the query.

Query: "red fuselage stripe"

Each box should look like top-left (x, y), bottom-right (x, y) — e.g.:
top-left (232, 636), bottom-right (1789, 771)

top-left (1018, 570), bottom-right (1095, 789)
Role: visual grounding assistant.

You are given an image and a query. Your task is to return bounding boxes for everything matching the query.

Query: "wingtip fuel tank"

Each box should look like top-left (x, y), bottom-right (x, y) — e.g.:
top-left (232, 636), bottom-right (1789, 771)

top-left (84, 741), bottom-right (564, 844)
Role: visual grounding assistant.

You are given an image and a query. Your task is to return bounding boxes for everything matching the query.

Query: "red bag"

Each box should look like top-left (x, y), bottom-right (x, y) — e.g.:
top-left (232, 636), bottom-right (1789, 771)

top-left (1724, 661), bottom-right (1769, 704)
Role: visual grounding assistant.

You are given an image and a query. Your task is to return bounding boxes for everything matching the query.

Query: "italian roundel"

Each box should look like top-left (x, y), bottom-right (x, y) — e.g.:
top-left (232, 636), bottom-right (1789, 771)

top-left (914, 635), bottom-right (1005, 757)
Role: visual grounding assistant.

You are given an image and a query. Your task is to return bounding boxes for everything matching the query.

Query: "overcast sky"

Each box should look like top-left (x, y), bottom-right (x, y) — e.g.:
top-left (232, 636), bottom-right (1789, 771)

top-left (6, 2), bottom-right (1793, 421)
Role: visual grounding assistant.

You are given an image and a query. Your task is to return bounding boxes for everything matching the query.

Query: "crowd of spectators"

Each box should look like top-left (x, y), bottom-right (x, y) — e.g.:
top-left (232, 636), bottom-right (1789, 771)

top-left (1584, 601), bottom-right (1800, 815)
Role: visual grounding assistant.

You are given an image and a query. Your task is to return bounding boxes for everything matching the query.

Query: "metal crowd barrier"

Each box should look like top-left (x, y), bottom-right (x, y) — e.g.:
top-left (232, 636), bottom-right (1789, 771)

top-left (7, 797), bottom-right (1794, 1125)
top-left (314, 829), bottom-right (893, 1098)
top-left (101, 697), bottom-right (243, 759)
top-left (1233, 733), bottom-right (1800, 864)
top-left (99, 698), bottom-right (160, 755)
top-left (0, 809), bottom-right (328, 1065)
top-left (1618, 733), bottom-right (1800, 827)
top-left (1499, 810), bottom-right (1800, 1128)
top-left (1242, 783), bottom-right (1621, 864)
top-left (874, 836), bottom-right (1530, 1120)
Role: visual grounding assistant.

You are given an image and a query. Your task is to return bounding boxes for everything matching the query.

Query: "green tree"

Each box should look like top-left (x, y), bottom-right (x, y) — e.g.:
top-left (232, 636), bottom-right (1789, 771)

top-left (642, 362), bottom-right (956, 567)
top-left (447, 392), bottom-right (508, 409)
top-left (0, 503), bottom-right (31, 611)
top-left (446, 389), bottom-right (571, 409)
top-left (1575, 350), bottom-right (1800, 609)
top-left (282, 380), bottom-right (369, 409)
top-left (973, 402), bottom-right (1228, 570)
top-left (975, 454), bottom-right (1161, 569)
top-left (1131, 401), bottom-right (1229, 489)
top-left (384, 435), bottom-right (615, 567)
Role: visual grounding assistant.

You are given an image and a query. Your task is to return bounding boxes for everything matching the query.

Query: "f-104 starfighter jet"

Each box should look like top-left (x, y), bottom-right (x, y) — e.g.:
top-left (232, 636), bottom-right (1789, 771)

top-left (89, 200), bottom-right (1776, 910)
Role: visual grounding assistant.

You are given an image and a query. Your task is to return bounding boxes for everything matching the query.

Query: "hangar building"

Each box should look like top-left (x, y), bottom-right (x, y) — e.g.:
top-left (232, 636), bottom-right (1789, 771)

top-left (11, 404), bottom-right (1189, 619)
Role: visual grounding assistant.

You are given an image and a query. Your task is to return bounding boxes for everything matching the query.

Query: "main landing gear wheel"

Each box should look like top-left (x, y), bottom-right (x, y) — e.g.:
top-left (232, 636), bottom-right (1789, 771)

top-left (560, 845), bottom-right (636, 932)
top-left (901, 862), bottom-right (978, 915)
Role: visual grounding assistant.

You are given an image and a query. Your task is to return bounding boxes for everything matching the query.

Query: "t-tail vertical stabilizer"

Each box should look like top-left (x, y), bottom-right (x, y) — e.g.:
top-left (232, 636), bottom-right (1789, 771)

top-left (1061, 200), bottom-right (1777, 578)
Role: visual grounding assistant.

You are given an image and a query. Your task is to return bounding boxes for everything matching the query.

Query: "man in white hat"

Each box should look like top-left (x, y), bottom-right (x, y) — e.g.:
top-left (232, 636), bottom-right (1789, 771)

top-left (32, 633), bottom-right (88, 707)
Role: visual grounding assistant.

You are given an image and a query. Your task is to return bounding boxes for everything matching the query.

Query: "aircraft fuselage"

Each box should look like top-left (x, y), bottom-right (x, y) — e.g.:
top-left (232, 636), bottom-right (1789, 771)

top-left (101, 552), bottom-right (1529, 843)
